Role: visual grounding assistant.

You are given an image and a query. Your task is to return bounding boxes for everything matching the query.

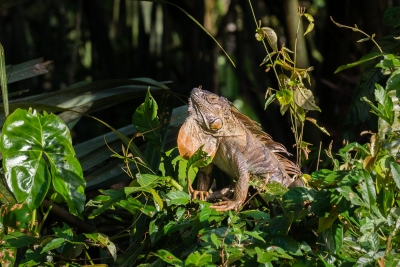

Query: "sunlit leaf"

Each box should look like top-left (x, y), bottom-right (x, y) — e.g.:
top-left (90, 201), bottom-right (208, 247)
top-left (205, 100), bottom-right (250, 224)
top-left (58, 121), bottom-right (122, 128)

top-left (276, 89), bottom-right (293, 105)
top-left (132, 89), bottom-right (161, 147)
top-left (0, 45), bottom-right (9, 120)
top-left (166, 191), bottom-right (190, 206)
top-left (185, 145), bottom-right (212, 177)
top-left (261, 27), bottom-right (278, 51)
top-left (41, 238), bottom-right (66, 253)
top-left (303, 13), bottom-right (314, 22)
top-left (264, 93), bottom-right (276, 109)
top-left (185, 251), bottom-right (212, 267)
top-left (154, 249), bottom-right (183, 266)
top-left (118, 197), bottom-right (157, 217)
top-left (357, 38), bottom-right (370, 43)
top-left (304, 22), bottom-right (314, 36)
top-left (97, 233), bottom-right (117, 262)
top-left (0, 109), bottom-right (85, 217)
top-left (306, 117), bottom-right (330, 135)
top-left (293, 86), bottom-right (321, 111)
top-left (334, 52), bottom-right (384, 74)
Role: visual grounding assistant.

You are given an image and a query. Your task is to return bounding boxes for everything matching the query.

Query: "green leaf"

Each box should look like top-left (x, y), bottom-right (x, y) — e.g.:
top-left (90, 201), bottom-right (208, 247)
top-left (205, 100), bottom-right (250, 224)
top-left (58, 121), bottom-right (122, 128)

top-left (240, 210), bottom-right (270, 221)
top-left (0, 247), bottom-right (16, 267)
top-left (166, 191), bottom-right (190, 206)
top-left (336, 186), bottom-right (366, 207)
top-left (0, 44), bottom-right (8, 117)
top-left (390, 161), bottom-right (400, 190)
top-left (132, 89), bottom-right (161, 148)
top-left (4, 232), bottom-right (38, 248)
top-left (17, 248), bottom-right (47, 266)
top-left (304, 13), bottom-right (314, 22)
top-left (185, 145), bottom-right (212, 177)
top-left (199, 206), bottom-right (211, 223)
top-left (6, 58), bottom-right (51, 84)
top-left (304, 22), bottom-right (314, 36)
top-left (264, 93), bottom-right (276, 109)
top-left (293, 86), bottom-right (321, 111)
top-left (52, 223), bottom-right (73, 240)
top-left (386, 69), bottom-right (400, 91)
top-left (255, 247), bottom-right (274, 263)
top-left (258, 181), bottom-right (288, 202)
top-left (375, 54), bottom-right (400, 69)
top-left (260, 27), bottom-right (278, 51)
top-left (310, 189), bottom-right (331, 215)
top-left (358, 170), bottom-right (376, 209)
top-left (362, 84), bottom-right (394, 125)
top-left (87, 189), bottom-right (125, 219)
top-left (306, 117), bottom-right (330, 135)
top-left (271, 234), bottom-right (302, 256)
top-left (0, 178), bottom-right (16, 204)
top-left (41, 238), bottom-right (66, 253)
top-left (210, 233), bottom-right (222, 248)
top-left (334, 52), bottom-right (384, 74)
top-left (1, 202), bottom-right (32, 232)
top-left (97, 233), bottom-right (117, 262)
top-left (117, 197), bottom-right (157, 217)
top-left (268, 212), bottom-right (294, 234)
top-left (384, 6), bottom-right (400, 27)
top-left (244, 231), bottom-right (266, 243)
top-left (0, 109), bottom-right (85, 217)
top-left (282, 187), bottom-right (315, 219)
top-left (276, 89), bottom-right (293, 105)
top-left (185, 251), bottom-right (212, 267)
top-left (154, 249), bottom-right (183, 267)
top-left (357, 38), bottom-right (370, 43)
top-left (321, 220), bottom-right (343, 254)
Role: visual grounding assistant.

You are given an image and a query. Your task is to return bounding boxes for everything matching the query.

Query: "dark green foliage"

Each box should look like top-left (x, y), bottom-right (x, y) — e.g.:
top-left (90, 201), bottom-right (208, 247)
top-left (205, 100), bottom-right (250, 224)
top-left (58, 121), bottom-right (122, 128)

top-left (1, 3), bottom-right (400, 267)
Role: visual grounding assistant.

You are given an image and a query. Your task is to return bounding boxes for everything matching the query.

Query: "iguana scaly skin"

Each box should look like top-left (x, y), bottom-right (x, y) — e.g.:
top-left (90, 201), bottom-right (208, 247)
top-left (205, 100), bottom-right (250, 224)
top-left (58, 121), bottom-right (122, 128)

top-left (178, 88), bottom-right (301, 211)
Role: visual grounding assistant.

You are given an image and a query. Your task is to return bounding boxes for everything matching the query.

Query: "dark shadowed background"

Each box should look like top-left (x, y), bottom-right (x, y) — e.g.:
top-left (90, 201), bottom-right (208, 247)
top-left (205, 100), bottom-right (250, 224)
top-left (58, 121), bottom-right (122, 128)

top-left (1, 0), bottom-right (397, 154)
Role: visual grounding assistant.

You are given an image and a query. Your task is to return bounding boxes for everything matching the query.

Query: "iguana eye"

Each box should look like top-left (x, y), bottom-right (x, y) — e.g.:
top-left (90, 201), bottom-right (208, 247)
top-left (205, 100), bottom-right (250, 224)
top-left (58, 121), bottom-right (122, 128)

top-left (210, 118), bottom-right (223, 130)
top-left (207, 94), bottom-right (219, 103)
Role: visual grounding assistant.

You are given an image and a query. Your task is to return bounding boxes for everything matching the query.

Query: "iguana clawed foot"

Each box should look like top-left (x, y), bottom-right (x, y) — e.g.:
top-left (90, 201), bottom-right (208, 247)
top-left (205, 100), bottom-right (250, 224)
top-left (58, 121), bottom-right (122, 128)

top-left (191, 190), bottom-right (210, 201)
top-left (210, 198), bottom-right (241, 212)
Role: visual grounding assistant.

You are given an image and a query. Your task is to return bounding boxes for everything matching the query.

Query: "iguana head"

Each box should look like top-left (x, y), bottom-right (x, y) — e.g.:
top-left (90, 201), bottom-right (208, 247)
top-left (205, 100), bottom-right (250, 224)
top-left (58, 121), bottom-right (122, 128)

top-left (188, 87), bottom-right (230, 133)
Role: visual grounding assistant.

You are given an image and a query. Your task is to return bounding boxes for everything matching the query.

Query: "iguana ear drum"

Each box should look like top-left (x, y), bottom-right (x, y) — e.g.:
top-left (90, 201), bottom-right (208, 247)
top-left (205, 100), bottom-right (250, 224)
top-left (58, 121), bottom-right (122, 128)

top-left (210, 118), bottom-right (223, 130)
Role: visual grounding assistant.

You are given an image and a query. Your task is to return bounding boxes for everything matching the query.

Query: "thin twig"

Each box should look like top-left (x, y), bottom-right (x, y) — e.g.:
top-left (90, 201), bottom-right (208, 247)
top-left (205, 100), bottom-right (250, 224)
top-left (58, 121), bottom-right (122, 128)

top-left (330, 16), bottom-right (382, 53)
top-left (316, 141), bottom-right (322, 171)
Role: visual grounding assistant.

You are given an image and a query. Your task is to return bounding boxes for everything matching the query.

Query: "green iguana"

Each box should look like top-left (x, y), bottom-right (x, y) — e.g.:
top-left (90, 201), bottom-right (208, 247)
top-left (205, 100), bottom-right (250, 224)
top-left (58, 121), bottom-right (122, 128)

top-left (178, 88), bottom-right (301, 212)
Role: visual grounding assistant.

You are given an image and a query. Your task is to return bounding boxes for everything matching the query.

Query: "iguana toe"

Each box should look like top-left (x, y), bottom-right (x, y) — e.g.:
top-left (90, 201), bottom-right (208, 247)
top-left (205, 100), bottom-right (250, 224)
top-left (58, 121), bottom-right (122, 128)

top-left (192, 190), bottom-right (210, 201)
top-left (210, 200), bottom-right (241, 212)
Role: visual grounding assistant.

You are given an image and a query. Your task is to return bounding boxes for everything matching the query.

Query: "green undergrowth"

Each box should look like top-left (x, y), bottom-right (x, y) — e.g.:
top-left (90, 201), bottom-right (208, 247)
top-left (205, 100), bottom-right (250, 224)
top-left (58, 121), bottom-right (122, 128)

top-left (1, 3), bottom-right (400, 267)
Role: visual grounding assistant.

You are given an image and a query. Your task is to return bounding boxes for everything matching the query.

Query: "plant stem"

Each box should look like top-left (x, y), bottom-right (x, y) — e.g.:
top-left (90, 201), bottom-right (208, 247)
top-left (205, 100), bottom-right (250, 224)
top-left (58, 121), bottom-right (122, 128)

top-left (330, 16), bottom-right (382, 53)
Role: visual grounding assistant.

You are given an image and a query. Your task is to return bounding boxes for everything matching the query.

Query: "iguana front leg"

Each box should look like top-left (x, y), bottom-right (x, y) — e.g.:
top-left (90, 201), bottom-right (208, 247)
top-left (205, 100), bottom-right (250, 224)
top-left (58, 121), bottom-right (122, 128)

top-left (210, 148), bottom-right (249, 212)
top-left (190, 163), bottom-right (213, 201)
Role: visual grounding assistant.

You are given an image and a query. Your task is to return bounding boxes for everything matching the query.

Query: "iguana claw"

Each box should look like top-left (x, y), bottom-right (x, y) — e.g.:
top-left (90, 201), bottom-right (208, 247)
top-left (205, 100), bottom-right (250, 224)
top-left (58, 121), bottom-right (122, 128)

top-left (192, 190), bottom-right (210, 201)
top-left (210, 200), bottom-right (241, 212)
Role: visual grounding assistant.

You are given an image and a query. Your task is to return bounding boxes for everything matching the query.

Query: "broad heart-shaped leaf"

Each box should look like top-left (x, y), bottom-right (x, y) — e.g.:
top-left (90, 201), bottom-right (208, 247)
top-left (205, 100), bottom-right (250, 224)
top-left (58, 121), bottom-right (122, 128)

top-left (293, 86), bottom-right (321, 112)
top-left (0, 108), bottom-right (85, 217)
top-left (132, 89), bottom-right (162, 148)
